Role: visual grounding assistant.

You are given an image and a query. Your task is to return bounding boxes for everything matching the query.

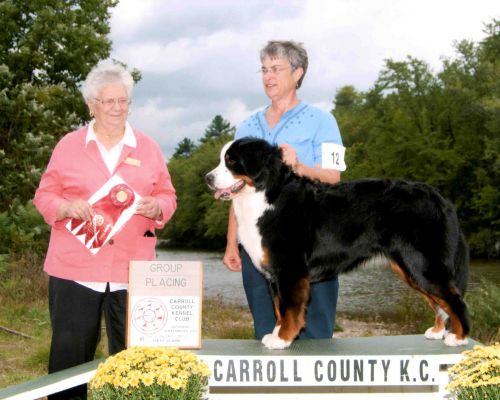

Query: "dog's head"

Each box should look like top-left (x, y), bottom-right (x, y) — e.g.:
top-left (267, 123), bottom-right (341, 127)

top-left (205, 138), bottom-right (284, 200)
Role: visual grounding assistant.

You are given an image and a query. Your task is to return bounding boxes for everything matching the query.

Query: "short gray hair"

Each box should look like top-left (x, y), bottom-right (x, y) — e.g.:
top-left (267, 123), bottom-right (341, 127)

top-left (81, 61), bottom-right (134, 101)
top-left (260, 41), bottom-right (308, 88)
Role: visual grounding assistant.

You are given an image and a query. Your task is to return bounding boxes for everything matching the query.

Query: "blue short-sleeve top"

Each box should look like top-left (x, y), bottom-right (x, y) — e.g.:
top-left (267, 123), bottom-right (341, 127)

top-left (235, 102), bottom-right (343, 168)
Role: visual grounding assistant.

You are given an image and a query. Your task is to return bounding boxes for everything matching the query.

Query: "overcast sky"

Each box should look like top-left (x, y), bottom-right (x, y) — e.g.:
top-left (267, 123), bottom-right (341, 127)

top-left (108, 0), bottom-right (498, 158)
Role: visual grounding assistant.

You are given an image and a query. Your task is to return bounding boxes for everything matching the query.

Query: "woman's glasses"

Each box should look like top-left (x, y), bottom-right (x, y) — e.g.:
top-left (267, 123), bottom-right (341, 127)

top-left (258, 66), bottom-right (291, 75)
top-left (94, 97), bottom-right (131, 108)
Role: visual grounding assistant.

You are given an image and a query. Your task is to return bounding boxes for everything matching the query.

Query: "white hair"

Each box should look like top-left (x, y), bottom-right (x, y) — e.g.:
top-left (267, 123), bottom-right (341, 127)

top-left (81, 60), bottom-right (134, 101)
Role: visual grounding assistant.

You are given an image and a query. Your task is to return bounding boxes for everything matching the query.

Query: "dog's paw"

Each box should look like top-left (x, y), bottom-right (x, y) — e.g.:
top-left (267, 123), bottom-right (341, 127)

top-left (262, 333), bottom-right (292, 350)
top-left (424, 327), bottom-right (446, 340)
top-left (444, 333), bottom-right (468, 347)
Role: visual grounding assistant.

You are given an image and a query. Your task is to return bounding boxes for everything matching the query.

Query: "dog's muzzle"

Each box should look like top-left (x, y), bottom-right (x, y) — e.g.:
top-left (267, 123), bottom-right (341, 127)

top-left (205, 173), bottom-right (246, 201)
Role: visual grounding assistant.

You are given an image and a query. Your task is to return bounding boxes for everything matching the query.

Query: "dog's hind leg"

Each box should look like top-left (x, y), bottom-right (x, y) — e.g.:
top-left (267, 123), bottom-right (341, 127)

top-left (422, 295), bottom-right (448, 340)
top-left (429, 287), bottom-right (470, 346)
top-left (388, 260), bottom-right (440, 334)
top-left (262, 277), bottom-right (310, 350)
top-left (389, 260), bottom-right (466, 344)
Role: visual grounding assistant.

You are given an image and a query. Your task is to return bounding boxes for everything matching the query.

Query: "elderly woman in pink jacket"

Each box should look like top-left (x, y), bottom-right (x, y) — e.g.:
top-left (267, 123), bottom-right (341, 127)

top-left (34, 61), bottom-right (176, 400)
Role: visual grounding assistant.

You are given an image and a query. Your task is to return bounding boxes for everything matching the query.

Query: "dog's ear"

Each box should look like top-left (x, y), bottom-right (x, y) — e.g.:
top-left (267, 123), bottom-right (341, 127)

top-left (229, 138), bottom-right (276, 182)
top-left (268, 145), bottom-right (284, 171)
top-left (252, 143), bottom-right (285, 191)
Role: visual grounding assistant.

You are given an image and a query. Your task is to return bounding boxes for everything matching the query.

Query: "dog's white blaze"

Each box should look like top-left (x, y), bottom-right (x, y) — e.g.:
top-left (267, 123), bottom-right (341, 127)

top-left (233, 191), bottom-right (271, 273)
top-left (210, 140), bottom-right (271, 271)
top-left (207, 141), bottom-right (238, 188)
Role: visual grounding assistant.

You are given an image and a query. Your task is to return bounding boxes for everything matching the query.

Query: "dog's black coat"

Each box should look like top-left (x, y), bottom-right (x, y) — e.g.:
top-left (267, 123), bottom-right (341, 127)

top-left (223, 138), bottom-right (471, 342)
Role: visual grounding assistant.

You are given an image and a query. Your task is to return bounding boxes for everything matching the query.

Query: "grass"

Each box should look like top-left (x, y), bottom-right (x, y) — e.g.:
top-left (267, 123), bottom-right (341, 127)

top-left (1, 255), bottom-right (499, 390)
top-left (202, 295), bottom-right (254, 339)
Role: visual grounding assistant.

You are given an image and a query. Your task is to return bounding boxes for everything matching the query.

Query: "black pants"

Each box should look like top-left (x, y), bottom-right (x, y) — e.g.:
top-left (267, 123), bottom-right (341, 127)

top-left (47, 277), bottom-right (127, 400)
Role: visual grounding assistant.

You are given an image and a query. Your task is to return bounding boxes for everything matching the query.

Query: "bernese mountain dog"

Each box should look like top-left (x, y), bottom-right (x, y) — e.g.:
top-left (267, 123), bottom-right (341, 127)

top-left (205, 138), bottom-right (470, 350)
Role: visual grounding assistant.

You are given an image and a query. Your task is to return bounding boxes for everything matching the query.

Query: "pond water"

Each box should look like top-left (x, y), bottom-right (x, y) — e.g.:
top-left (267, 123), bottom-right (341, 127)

top-left (156, 248), bottom-right (499, 317)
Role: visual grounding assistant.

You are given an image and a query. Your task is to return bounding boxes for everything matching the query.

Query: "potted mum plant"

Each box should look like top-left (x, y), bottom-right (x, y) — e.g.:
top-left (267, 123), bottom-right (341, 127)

top-left (447, 343), bottom-right (499, 399)
top-left (89, 347), bottom-right (210, 399)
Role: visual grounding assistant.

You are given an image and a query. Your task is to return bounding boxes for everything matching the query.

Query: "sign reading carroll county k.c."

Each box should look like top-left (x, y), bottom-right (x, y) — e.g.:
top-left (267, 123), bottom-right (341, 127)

top-left (127, 260), bottom-right (203, 349)
top-left (203, 355), bottom-right (445, 387)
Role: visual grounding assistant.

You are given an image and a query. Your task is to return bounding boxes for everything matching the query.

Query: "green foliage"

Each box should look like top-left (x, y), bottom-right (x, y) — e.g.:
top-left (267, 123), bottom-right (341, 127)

top-left (172, 137), bottom-right (196, 158)
top-left (0, 0), bottom-right (119, 212)
top-left (336, 18), bottom-right (500, 257)
top-left (466, 278), bottom-right (500, 344)
top-left (199, 114), bottom-right (235, 144)
top-left (0, 200), bottom-right (50, 258)
top-left (162, 117), bottom-right (234, 249)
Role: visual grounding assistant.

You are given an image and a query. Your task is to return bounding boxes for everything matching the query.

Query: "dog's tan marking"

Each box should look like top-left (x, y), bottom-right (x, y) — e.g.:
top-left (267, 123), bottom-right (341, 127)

top-left (389, 261), bottom-right (417, 288)
top-left (234, 174), bottom-right (255, 187)
top-left (389, 261), bottom-right (466, 340)
top-left (277, 278), bottom-right (310, 342)
top-left (261, 247), bottom-right (270, 269)
top-left (390, 261), bottom-right (444, 332)
top-left (273, 295), bottom-right (282, 326)
top-left (429, 294), bottom-right (465, 340)
top-left (422, 295), bottom-right (447, 333)
top-left (450, 286), bottom-right (462, 296)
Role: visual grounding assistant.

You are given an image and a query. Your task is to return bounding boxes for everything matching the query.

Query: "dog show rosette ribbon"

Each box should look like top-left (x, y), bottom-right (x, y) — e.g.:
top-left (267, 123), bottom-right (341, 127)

top-left (66, 175), bottom-right (141, 254)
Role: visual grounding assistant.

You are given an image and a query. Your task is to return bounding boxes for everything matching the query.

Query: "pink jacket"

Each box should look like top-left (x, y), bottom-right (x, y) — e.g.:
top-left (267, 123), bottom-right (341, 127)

top-left (34, 126), bottom-right (177, 283)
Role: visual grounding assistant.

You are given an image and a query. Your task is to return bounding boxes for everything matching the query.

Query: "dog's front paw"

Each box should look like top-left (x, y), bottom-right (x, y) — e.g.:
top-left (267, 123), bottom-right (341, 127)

top-left (424, 327), bottom-right (446, 340)
top-left (444, 333), bottom-right (468, 347)
top-left (262, 333), bottom-right (292, 350)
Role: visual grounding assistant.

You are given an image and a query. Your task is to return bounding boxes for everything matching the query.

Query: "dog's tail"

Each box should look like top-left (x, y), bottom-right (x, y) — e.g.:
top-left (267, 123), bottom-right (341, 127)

top-left (451, 229), bottom-right (471, 336)
top-left (454, 230), bottom-right (469, 295)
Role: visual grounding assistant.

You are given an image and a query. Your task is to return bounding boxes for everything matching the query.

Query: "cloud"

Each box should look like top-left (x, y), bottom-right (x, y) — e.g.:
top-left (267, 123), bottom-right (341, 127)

top-left (109, 0), bottom-right (498, 158)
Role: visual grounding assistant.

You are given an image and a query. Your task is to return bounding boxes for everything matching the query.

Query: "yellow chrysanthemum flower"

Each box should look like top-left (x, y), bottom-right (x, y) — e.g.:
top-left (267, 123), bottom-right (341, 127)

top-left (89, 346), bottom-right (210, 399)
top-left (447, 343), bottom-right (500, 399)
top-left (170, 377), bottom-right (185, 390)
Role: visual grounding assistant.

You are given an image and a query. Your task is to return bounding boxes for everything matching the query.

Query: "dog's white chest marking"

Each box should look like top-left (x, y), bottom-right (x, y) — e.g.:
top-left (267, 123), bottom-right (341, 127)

top-left (233, 191), bottom-right (271, 272)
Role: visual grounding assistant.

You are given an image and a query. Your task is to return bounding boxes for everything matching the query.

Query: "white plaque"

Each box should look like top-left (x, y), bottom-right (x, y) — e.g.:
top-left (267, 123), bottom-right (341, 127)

top-left (127, 260), bottom-right (203, 349)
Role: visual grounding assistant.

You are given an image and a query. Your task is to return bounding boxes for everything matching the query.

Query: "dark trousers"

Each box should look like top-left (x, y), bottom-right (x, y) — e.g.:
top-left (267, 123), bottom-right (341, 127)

top-left (240, 246), bottom-right (338, 340)
top-left (47, 276), bottom-right (127, 400)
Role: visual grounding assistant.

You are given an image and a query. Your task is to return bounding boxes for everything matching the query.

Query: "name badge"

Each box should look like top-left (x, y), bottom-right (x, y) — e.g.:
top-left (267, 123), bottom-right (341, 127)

top-left (124, 157), bottom-right (141, 167)
top-left (321, 143), bottom-right (346, 171)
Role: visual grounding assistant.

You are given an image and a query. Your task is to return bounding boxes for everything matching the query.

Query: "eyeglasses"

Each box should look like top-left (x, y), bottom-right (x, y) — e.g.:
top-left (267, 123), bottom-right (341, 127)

top-left (258, 66), bottom-right (291, 75)
top-left (94, 97), bottom-right (131, 108)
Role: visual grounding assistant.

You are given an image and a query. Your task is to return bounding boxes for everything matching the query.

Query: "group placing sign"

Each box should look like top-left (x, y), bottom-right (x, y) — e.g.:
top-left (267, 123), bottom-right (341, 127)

top-left (127, 260), bottom-right (203, 349)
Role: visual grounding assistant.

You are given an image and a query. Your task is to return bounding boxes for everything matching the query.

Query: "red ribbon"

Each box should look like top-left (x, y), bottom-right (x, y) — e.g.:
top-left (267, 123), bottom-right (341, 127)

top-left (71, 184), bottom-right (135, 249)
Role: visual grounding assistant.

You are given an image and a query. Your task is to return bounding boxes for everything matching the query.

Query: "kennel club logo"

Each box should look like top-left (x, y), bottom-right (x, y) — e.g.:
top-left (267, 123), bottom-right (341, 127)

top-left (205, 355), bottom-right (441, 386)
top-left (132, 298), bottom-right (168, 334)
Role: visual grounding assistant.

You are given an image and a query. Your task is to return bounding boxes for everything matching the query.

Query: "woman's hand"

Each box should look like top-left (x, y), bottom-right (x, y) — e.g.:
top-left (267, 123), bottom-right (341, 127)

top-left (279, 143), bottom-right (299, 171)
top-left (223, 242), bottom-right (242, 271)
top-left (135, 196), bottom-right (162, 220)
top-left (57, 199), bottom-right (94, 221)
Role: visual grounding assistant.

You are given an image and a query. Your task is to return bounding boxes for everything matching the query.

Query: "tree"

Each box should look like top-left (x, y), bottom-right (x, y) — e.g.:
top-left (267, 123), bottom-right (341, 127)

top-left (336, 19), bottom-right (500, 257)
top-left (160, 118), bottom-right (235, 248)
top-left (199, 115), bottom-right (235, 144)
top-left (172, 137), bottom-right (197, 158)
top-left (333, 85), bottom-right (375, 147)
top-left (438, 19), bottom-right (500, 257)
top-left (0, 0), bottom-right (119, 211)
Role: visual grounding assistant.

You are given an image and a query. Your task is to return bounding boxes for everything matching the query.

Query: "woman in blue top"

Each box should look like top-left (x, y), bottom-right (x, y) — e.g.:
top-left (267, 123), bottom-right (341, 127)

top-left (224, 40), bottom-right (347, 340)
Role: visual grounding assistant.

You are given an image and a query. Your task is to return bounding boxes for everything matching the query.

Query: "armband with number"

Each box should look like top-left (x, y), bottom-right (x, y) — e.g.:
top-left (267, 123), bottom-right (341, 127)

top-left (321, 143), bottom-right (347, 171)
